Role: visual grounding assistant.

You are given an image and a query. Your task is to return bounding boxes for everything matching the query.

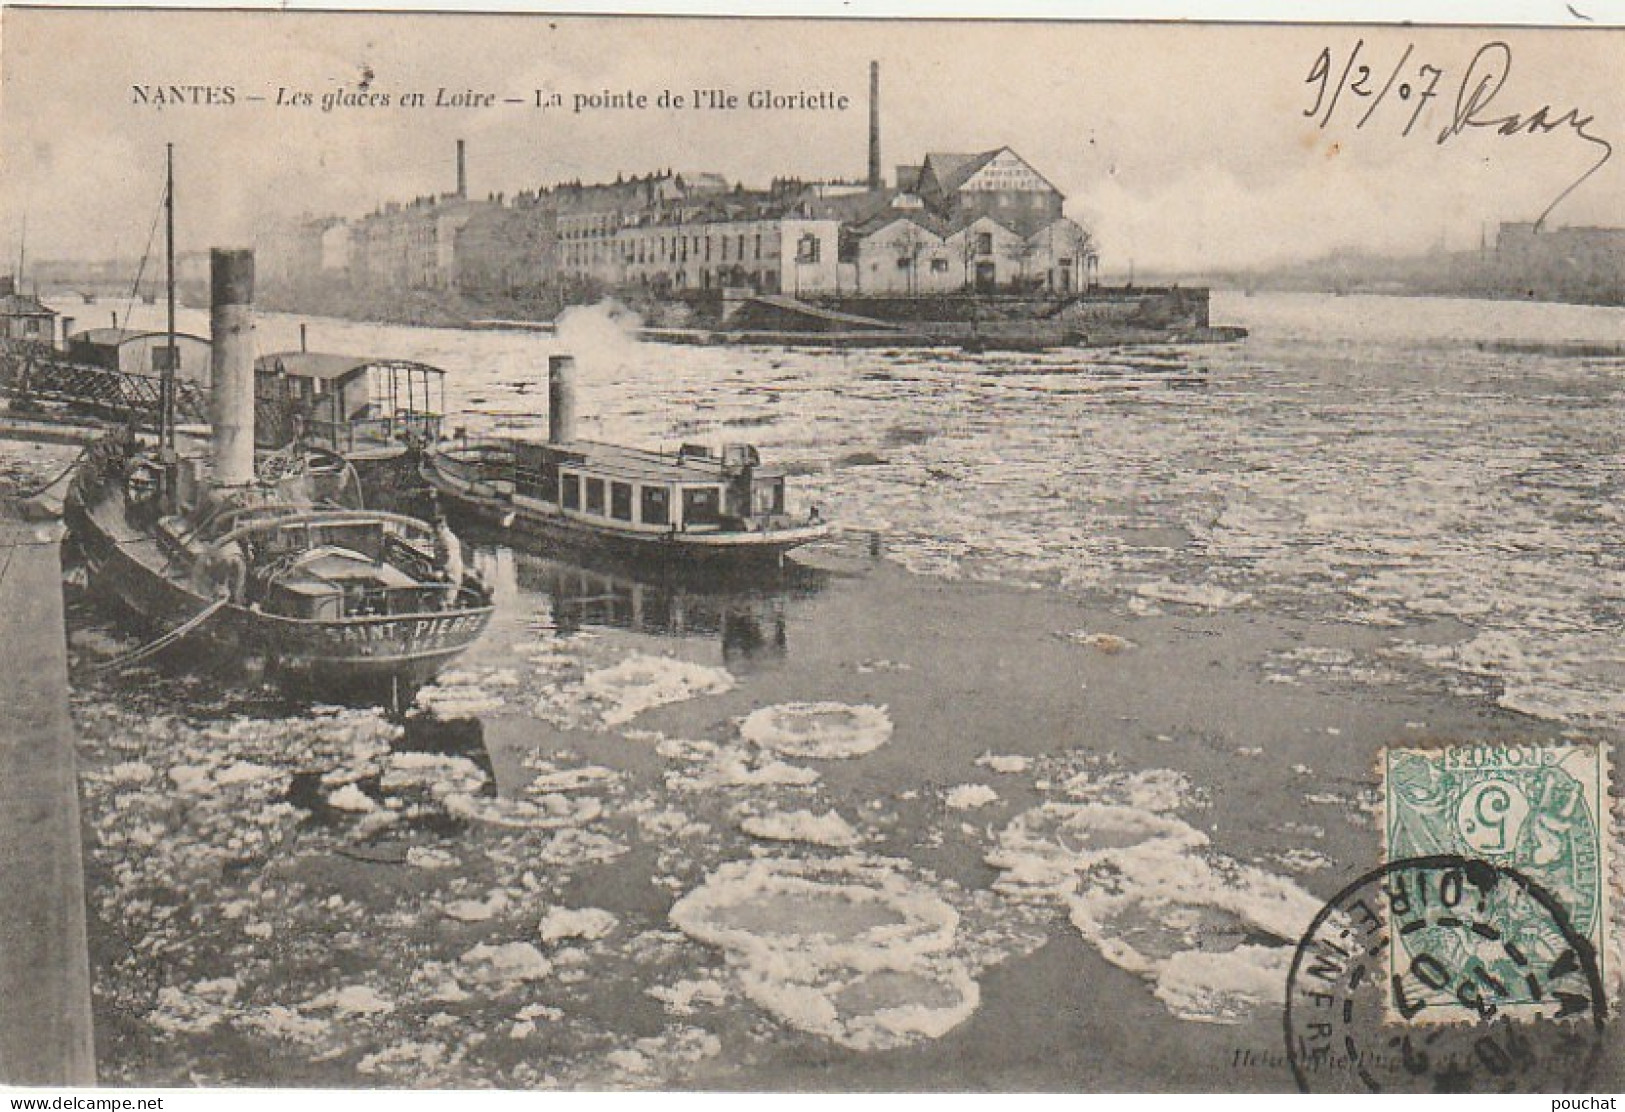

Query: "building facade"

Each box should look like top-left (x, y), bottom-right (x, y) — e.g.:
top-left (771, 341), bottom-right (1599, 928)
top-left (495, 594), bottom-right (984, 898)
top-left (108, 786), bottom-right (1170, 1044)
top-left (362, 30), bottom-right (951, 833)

top-left (279, 144), bottom-right (1094, 301)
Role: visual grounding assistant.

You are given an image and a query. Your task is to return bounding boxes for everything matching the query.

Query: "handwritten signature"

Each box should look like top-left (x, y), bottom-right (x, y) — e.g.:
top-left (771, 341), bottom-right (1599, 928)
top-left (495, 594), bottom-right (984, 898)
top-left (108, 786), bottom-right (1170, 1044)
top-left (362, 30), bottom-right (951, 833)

top-left (1304, 40), bottom-right (1612, 227)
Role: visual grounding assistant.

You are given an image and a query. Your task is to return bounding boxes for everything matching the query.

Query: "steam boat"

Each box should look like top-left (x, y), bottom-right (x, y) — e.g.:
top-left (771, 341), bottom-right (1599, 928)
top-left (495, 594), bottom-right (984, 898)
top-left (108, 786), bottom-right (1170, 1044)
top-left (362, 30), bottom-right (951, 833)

top-left (66, 229), bottom-right (492, 694)
top-left (422, 355), bottom-right (831, 566)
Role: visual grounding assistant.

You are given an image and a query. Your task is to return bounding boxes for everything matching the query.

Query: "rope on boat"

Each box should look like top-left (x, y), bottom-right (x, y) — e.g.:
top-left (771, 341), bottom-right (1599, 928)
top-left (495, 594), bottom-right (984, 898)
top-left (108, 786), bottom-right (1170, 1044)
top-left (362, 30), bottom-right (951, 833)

top-left (90, 596), bottom-right (230, 675)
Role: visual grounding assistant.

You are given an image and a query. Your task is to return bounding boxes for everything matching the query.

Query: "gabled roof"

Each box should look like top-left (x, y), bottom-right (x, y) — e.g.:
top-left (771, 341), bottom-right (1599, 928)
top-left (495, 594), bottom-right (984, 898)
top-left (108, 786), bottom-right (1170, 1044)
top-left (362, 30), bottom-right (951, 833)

top-left (942, 211), bottom-right (1086, 241)
top-left (0, 292), bottom-right (55, 317)
top-left (921, 150), bottom-right (1003, 195)
top-left (922, 147), bottom-right (1065, 200)
top-left (849, 211), bottom-right (950, 240)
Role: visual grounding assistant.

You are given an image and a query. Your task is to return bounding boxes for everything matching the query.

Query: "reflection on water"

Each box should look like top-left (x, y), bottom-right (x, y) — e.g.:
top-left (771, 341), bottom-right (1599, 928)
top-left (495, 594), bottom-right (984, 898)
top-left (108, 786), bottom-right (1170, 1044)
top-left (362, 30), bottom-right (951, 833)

top-left (505, 546), bottom-right (829, 665)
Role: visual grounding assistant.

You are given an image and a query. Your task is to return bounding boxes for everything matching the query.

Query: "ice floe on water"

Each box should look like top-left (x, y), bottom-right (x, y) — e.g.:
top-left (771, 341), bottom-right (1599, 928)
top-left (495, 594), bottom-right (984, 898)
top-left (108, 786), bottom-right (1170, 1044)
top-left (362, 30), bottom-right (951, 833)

top-left (539, 907), bottom-right (619, 943)
top-left (944, 784), bottom-right (999, 810)
top-left (1056, 630), bottom-right (1138, 654)
top-left (414, 671), bottom-right (510, 718)
top-left (740, 702), bottom-right (894, 759)
top-left (670, 856), bottom-right (979, 1050)
top-left (537, 653), bottom-right (737, 728)
top-left (458, 941), bottom-right (553, 986)
top-left (987, 767), bottom-right (1321, 1025)
top-left (1134, 580), bottom-right (1253, 610)
top-left (443, 790), bottom-right (603, 829)
top-left (975, 752), bottom-right (1033, 774)
top-left (740, 808), bottom-right (863, 848)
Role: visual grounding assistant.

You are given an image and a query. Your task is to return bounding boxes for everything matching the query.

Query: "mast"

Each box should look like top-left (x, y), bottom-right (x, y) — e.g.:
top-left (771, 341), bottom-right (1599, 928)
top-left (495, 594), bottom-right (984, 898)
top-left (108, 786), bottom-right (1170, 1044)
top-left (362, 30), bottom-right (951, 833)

top-left (163, 143), bottom-right (177, 452)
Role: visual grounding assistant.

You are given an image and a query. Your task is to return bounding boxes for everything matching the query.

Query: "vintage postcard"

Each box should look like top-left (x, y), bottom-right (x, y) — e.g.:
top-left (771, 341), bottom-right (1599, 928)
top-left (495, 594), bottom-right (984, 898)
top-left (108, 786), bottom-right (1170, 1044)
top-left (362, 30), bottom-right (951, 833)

top-left (0, 6), bottom-right (1622, 1097)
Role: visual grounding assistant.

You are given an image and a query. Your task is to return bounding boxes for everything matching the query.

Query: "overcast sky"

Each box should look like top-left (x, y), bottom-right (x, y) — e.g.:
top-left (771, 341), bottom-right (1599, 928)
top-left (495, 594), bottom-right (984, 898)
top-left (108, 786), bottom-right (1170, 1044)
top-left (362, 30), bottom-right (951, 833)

top-left (2, 11), bottom-right (1621, 272)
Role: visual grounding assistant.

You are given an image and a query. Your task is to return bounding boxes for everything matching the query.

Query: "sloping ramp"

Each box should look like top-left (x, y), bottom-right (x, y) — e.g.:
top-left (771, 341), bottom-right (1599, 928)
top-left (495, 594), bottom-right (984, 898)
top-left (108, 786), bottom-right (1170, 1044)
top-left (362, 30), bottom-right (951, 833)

top-left (0, 516), bottom-right (96, 1085)
top-left (737, 295), bottom-right (904, 332)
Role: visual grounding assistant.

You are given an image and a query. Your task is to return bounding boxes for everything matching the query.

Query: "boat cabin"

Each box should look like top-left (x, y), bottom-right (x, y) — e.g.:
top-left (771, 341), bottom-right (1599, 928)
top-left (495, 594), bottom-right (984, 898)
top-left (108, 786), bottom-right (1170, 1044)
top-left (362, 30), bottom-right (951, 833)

top-left (254, 351), bottom-right (447, 456)
top-left (67, 327), bottom-right (212, 384)
top-left (446, 438), bottom-right (789, 533)
top-left (172, 507), bottom-right (463, 620)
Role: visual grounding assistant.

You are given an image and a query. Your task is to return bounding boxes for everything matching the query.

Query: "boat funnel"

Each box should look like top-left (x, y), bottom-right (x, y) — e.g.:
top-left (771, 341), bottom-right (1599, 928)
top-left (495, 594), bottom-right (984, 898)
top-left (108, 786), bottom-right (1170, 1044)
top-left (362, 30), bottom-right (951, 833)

top-left (548, 354), bottom-right (577, 444)
top-left (209, 248), bottom-right (256, 486)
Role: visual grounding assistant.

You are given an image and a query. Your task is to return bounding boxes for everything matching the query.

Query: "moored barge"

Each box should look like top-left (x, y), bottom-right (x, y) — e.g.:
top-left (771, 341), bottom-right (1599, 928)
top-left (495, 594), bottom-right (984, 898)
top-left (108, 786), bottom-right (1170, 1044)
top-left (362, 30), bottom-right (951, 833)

top-left (423, 355), bottom-right (830, 566)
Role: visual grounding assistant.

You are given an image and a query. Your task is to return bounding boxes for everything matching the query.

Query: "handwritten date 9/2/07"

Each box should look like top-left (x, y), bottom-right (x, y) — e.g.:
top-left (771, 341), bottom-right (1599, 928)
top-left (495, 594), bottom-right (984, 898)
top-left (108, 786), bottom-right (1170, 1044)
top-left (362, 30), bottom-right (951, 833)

top-left (1303, 40), bottom-right (1612, 223)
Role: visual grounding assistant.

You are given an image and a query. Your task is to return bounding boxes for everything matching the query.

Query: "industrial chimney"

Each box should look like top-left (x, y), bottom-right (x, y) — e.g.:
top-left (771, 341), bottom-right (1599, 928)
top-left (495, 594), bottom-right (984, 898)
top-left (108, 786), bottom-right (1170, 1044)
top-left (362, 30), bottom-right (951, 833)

top-left (209, 248), bottom-right (256, 487)
top-left (456, 139), bottom-right (467, 199)
top-left (548, 354), bottom-right (577, 445)
top-left (867, 61), bottom-right (882, 190)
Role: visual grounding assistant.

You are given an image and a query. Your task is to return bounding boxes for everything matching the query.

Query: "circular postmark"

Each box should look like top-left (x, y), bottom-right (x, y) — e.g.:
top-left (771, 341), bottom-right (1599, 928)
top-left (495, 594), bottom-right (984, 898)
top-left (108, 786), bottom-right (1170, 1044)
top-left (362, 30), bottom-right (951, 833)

top-left (1284, 855), bottom-right (1607, 1093)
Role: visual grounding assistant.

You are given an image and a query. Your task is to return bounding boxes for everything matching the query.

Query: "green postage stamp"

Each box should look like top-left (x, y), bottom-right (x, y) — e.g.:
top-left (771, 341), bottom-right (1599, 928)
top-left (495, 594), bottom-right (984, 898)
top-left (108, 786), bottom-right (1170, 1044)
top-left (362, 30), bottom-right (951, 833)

top-left (1383, 743), bottom-right (1611, 1021)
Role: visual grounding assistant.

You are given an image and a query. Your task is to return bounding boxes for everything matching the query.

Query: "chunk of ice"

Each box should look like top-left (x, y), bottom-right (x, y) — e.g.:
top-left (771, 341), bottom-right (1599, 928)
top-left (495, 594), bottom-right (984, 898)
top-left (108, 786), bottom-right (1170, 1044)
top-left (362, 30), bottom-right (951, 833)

top-left (671, 857), bottom-right (976, 1050)
top-left (944, 784), bottom-right (999, 810)
top-left (538, 906), bottom-right (619, 943)
top-left (740, 809), bottom-right (863, 848)
top-left (740, 702), bottom-right (894, 760)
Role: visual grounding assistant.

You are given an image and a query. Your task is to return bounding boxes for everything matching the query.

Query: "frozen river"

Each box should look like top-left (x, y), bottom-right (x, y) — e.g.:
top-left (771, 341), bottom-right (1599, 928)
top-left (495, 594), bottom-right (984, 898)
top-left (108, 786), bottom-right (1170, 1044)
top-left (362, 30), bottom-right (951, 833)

top-left (50, 290), bottom-right (1625, 1088)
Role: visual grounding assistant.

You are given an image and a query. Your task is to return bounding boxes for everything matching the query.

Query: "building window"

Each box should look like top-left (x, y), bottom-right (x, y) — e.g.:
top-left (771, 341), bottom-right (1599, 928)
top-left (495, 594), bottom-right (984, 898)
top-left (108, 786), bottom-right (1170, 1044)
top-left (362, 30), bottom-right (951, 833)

top-left (585, 477), bottom-right (605, 515)
top-left (976, 232), bottom-right (993, 255)
top-left (641, 486), bottom-right (670, 526)
top-left (561, 473), bottom-right (581, 510)
top-left (930, 258), bottom-right (949, 273)
top-left (610, 481), bottom-right (633, 521)
top-left (896, 256), bottom-right (911, 270)
top-left (796, 233), bottom-right (821, 264)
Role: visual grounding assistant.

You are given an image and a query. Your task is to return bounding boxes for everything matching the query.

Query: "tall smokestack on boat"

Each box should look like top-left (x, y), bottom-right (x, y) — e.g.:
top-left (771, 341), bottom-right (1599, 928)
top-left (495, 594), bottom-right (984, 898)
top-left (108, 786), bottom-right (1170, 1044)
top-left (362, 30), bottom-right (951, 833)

top-left (456, 139), bottom-right (467, 199)
top-left (548, 354), bottom-right (577, 445)
top-left (209, 248), bottom-right (256, 486)
top-left (867, 61), bottom-right (881, 190)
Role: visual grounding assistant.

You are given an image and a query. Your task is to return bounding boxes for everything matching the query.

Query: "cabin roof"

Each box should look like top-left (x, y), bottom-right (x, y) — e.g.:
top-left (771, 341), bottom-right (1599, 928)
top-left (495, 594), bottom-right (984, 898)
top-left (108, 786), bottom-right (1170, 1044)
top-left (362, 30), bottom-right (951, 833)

top-left (70, 327), bottom-right (210, 347)
top-left (256, 351), bottom-right (447, 383)
top-left (536, 439), bottom-right (783, 485)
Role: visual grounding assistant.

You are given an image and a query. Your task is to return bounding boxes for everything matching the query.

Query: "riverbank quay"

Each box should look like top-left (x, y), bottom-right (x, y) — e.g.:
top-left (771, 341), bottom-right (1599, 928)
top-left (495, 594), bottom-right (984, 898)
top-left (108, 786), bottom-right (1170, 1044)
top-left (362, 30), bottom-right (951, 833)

top-left (0, 505), bottom-right (96, 1085)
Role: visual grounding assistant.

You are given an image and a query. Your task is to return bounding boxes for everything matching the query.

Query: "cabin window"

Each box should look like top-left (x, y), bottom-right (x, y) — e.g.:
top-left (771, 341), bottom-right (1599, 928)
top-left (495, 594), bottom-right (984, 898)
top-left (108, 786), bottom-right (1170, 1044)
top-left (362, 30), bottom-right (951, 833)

top-left (682, 487), bottom-right (720, 527)
top-left (610, 481), bottom-right (633, 521)
top-left (641, 486), bottom-right (670, 526)
top-left (585, 477), bottom-right (606, 515)
top-left (752, 479), bottom-right (785, 516)
top-left (561, 472), bottom-right (581, 510)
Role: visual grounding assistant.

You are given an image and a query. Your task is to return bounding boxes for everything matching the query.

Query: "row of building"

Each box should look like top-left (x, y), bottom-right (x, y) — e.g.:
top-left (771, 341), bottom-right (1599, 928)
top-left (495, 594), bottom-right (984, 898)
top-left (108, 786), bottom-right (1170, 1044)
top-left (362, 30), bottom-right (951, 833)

top-left (264, 144), bottom-right (1100, 300)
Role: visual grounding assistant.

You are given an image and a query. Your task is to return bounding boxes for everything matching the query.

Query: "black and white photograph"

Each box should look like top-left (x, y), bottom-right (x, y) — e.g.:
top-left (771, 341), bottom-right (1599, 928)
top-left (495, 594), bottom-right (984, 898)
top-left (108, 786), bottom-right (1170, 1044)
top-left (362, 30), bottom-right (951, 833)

top-left (0, 6), bottom-right (1621, 1095)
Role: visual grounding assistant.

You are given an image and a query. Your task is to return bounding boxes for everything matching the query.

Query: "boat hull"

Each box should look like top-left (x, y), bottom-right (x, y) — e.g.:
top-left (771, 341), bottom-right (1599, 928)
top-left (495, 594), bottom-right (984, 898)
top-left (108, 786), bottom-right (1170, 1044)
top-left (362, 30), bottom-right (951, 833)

top-left (423, 464), bottom-right (831, 568)
top-left (65, 485), bottom-right (493, 694)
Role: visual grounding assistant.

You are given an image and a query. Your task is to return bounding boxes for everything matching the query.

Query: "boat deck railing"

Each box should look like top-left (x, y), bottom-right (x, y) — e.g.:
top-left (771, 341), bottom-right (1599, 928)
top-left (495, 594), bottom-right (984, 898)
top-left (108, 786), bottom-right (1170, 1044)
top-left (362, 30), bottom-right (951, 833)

top-left (303, 412), bottom-right (442, 455)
